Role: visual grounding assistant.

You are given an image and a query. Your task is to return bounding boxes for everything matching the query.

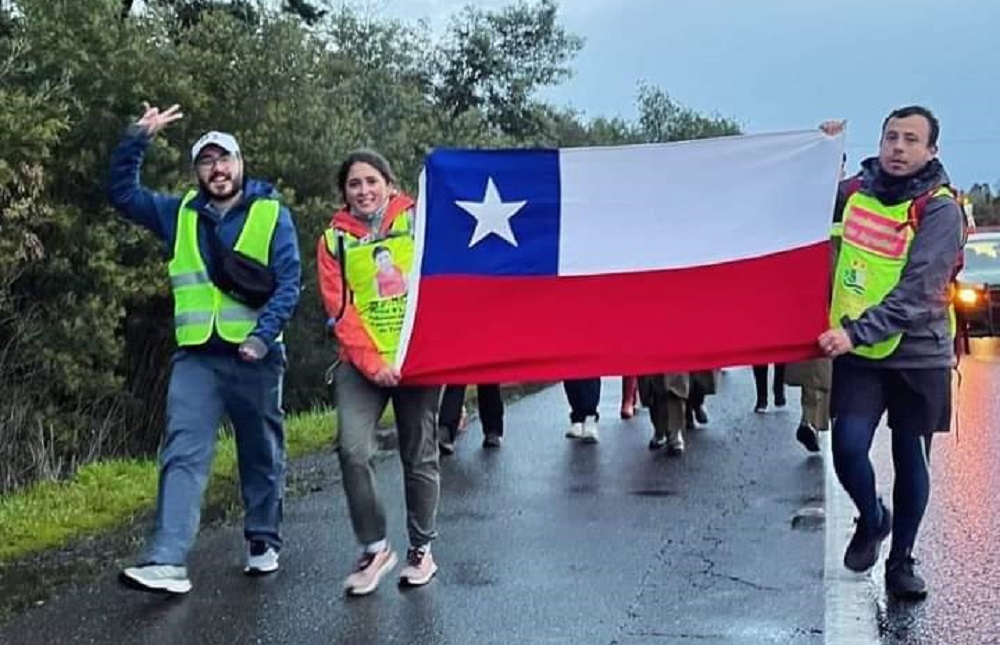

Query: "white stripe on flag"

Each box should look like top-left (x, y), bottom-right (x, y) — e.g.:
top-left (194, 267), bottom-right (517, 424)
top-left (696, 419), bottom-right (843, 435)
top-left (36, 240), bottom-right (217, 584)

top-left (556, 130), bottom-right (844, 276)
top-left (396, 167), bottom-right (426, 371)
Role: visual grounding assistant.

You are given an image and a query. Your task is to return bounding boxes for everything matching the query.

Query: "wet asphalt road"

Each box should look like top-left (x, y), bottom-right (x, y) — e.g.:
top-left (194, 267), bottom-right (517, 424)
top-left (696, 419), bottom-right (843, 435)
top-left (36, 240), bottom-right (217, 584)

top-left (866, 338), bottom-right (1000, 645)
top-left (0, 371), bottom-right (826, 645)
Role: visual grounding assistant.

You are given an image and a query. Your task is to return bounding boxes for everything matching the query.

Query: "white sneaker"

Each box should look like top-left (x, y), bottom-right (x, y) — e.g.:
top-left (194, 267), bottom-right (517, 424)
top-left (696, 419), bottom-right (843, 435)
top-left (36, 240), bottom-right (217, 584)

top-left (119, 564), bottom-right (192, 594)
top-left (581, 416), bottom-right (600, 443)
top-left (245, 540), bottom-right (280, 575)
top-left (668, 432), bottom-right (685, 456)
top-left (565, 422), bottom-right (585, 439)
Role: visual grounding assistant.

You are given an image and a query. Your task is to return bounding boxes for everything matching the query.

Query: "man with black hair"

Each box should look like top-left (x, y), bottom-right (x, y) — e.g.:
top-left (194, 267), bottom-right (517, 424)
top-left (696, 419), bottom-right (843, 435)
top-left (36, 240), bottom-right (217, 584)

top-left (108, 103), bottom-right (301, 594)
top-left (819, 106), bottom-right (964, 601)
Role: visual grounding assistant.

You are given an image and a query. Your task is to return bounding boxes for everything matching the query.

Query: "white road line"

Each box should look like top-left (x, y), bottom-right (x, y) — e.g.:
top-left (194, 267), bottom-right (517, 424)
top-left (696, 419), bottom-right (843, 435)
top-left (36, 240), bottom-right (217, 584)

top-left (823, 430), bottom-right (882, 644)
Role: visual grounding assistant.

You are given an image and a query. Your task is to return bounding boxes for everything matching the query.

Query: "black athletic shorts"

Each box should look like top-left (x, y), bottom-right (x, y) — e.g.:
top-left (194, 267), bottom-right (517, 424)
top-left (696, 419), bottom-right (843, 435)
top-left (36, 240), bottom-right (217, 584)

top-left (830, 358), bottom-right (952, 435)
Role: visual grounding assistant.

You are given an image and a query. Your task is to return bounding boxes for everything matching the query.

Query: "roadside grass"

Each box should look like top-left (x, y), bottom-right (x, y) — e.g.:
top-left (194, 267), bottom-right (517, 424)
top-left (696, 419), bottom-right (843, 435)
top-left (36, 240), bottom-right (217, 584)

top-left (0, 382), bottom-right (546, 566)
top-left (0, 406), bottom-right (384, 564)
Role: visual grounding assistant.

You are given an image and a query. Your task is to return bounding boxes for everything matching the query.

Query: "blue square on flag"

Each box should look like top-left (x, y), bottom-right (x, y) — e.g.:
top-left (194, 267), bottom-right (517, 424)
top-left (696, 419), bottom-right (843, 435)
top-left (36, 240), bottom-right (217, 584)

top-left (421, 148), bottom-right (560, 277)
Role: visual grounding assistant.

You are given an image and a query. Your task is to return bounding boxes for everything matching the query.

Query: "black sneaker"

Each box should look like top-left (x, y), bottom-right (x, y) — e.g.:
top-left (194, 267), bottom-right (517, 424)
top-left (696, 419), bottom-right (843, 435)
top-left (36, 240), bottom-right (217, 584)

top-left (796, 424), bottom-right (821, 453)
top-left (774, 394), bottom-right (787, 408)
top-left (648, 435), bottom-right (667, 451)
top-left (844, 499), bottom-right (892, 572)
top-left (885, 556), bottom-right (928, 601)
top-left (694, 406), bottom-right (709, 425)
top-left (482, 434), bottom-right (502, 449)
top-left (438, 439), bottom-right (455, 456)
top-left (754, 399), bottom-right (767, 413)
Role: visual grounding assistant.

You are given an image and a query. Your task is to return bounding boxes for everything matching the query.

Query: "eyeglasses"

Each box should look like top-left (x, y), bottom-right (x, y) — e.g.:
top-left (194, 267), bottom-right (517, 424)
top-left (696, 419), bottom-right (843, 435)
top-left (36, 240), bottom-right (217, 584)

top-left (195, 153), bottom-right (237, 170)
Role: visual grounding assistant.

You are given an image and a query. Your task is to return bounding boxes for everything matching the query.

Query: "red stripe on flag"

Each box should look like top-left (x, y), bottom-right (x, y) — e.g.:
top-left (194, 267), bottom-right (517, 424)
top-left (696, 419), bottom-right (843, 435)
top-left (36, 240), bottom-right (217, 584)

top-left (399, 242), bottom-right (830, 384)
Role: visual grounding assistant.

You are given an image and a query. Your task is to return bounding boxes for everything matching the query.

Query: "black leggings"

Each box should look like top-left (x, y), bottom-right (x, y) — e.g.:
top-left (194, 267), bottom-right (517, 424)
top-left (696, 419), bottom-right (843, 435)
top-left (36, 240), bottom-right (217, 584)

top-left (752, 364), bottom-right (785, 404)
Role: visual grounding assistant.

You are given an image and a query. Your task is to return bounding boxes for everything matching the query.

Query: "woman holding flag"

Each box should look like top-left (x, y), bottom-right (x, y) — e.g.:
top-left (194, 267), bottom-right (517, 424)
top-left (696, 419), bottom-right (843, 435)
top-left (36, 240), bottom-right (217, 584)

top-left (317, 149), bottom-right (442, 596)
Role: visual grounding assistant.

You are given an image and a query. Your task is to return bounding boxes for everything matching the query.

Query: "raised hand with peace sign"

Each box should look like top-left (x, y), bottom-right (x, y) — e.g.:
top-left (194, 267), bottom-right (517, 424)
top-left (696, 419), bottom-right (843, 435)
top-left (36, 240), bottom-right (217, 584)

top-left (136, 102), bottom-right (184, 137)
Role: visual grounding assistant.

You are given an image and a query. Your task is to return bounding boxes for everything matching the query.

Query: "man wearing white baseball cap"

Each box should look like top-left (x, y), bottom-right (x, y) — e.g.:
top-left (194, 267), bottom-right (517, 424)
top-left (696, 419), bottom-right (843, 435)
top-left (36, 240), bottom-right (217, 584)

top-left (190, 130), bottom-right (241, 163)
top-left (108, 102), bottom-right (301, 594)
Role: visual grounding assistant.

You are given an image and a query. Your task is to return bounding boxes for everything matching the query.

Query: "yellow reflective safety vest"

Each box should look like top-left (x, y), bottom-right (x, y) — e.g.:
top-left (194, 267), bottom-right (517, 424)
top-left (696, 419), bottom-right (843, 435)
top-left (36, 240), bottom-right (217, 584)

top-left (829, 186), bottom-right (956, 360)
top-left (323, 207), bottom-right (414, 364)
top-left (168, 190), bottom-right (280, 346)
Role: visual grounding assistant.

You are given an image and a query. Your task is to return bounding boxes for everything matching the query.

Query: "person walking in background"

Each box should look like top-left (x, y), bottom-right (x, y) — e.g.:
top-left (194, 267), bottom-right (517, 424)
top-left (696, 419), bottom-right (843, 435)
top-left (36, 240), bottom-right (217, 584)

top-left (620, 376), bottom-right (639, 419)
top-left (685, 370), bottom-right (717, 429)
top-left (639, 373), bottom-right (688, 456)
top-left (563, 378), bottom-right (601, 443)
top-left (752, 363), bottom-right (786, 412)
top-left (439, 384), bottom-right (504, 452)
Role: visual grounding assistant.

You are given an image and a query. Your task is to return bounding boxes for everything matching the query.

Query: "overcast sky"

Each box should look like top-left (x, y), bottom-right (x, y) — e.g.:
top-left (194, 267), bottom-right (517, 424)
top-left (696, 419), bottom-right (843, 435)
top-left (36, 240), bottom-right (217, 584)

top-left (382, 0), bottom-right (1000, 188)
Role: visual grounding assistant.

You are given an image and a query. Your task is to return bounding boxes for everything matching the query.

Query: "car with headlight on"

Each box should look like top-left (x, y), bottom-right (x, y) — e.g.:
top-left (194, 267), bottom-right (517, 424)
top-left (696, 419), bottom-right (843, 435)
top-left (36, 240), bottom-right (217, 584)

top-left (954, 229), bottom-right (1000, 342)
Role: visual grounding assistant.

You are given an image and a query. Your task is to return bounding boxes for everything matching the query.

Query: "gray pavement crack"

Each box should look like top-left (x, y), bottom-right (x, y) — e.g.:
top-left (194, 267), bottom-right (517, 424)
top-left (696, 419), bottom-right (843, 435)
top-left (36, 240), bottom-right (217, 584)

top-left (699, 555), bottom-right (780, 592)
top-left (611, 528), bottom-right (737, 643)
top-left (609, 535), bottom-right (673, 643)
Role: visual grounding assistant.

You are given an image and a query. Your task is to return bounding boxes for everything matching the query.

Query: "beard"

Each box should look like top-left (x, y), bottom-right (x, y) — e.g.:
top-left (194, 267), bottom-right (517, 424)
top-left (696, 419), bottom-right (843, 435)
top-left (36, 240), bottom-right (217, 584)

top-left (198, 170), bottom-right (243, 201)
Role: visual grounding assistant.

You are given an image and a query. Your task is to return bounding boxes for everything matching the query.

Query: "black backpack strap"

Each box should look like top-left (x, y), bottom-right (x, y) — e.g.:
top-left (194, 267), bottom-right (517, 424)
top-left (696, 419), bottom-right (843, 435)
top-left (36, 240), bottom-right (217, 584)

top-left (336, 232), bottom-right (347, 321)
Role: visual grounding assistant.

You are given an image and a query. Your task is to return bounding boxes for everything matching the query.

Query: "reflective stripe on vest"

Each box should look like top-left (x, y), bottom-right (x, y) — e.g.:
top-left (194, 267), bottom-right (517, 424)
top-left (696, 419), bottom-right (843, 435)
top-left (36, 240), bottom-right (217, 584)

top-left (830, 186), bottom-right (954, 359)
top-left (324, 209), bottom-right (413, 363)
top-left (168, 190), bottom-right (281, 346)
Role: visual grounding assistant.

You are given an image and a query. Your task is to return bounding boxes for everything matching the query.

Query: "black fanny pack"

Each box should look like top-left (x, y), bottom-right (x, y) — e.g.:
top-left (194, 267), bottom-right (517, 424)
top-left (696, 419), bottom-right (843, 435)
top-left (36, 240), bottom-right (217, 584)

top-left (204, 218), bottom-right (275, 310)
top-left (214, 247), bottom-right (275, 309)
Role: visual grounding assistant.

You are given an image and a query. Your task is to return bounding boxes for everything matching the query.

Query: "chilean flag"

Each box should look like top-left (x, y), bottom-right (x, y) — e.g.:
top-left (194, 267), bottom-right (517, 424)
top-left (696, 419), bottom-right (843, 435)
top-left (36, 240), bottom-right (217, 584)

top-left (397, 130), bottom-right (845, 384)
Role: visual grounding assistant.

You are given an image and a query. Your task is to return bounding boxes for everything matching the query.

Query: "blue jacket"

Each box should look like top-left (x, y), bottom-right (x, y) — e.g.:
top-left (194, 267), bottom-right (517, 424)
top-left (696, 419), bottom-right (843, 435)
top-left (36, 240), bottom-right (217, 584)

top-left (107, 129), bottom-right (301, 354)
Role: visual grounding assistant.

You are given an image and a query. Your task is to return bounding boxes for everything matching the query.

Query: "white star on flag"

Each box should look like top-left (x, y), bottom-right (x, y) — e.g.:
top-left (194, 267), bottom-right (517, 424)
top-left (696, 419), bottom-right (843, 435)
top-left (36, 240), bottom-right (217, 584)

top-left (454, 177), bottom-right (528, 248)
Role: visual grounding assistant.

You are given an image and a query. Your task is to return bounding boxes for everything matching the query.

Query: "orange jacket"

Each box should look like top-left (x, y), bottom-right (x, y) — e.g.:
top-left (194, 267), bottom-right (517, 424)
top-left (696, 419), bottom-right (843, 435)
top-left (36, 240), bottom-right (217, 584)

top-left (316, 194), bottom-right (415, 380)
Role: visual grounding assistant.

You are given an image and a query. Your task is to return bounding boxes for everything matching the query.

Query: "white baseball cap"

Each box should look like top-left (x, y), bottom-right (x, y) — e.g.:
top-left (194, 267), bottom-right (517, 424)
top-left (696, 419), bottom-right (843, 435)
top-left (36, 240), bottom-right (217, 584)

top-left (190, 131), bottom-right (241, 162)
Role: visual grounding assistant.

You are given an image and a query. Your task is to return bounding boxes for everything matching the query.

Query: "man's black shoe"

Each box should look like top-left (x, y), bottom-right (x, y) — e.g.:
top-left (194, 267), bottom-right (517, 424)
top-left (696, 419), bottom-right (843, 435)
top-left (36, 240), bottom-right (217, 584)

top-left (885, 556), bottom-right (928, 601)
top-left (844, 499), bottom-right (892, 572)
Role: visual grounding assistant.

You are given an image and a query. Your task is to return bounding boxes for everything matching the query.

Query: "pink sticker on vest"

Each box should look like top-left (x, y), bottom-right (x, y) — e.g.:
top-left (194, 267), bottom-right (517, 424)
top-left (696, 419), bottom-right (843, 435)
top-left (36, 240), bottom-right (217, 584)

top-left (843, 205), bottom-right (908, 258)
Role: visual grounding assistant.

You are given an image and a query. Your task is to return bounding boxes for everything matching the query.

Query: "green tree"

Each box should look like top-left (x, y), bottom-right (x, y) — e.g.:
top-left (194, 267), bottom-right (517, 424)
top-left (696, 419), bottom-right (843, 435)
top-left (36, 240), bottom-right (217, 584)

top-left (0, 0), bottom-right (746, 492)
top-left (435, 0), bottom-right (583, 139)
top-left (144, 0), bottom-right (261, 28)
top-left (0, 11), bottom-right (76, 487)
top-left (634, 82), bottom-right (741, 142)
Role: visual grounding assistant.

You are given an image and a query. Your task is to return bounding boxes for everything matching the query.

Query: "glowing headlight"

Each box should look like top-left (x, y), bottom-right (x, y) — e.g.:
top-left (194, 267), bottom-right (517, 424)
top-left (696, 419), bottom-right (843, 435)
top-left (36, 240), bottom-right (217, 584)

top-left (956, 287), bottom-right (980, 306)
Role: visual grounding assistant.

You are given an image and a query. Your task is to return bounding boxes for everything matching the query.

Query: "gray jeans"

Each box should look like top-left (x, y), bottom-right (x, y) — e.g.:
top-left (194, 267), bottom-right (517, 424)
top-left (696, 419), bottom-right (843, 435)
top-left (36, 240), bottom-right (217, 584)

top-left (146, 348), bottom-right (286, 565)
top-left (334, 362), bottom-right (442, 549)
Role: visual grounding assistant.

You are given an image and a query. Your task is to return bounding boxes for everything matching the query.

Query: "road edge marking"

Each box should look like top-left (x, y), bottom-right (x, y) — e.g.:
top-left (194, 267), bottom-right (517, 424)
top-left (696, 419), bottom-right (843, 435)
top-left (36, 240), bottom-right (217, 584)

top-left (823, 430), bottom-right (881, 644)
